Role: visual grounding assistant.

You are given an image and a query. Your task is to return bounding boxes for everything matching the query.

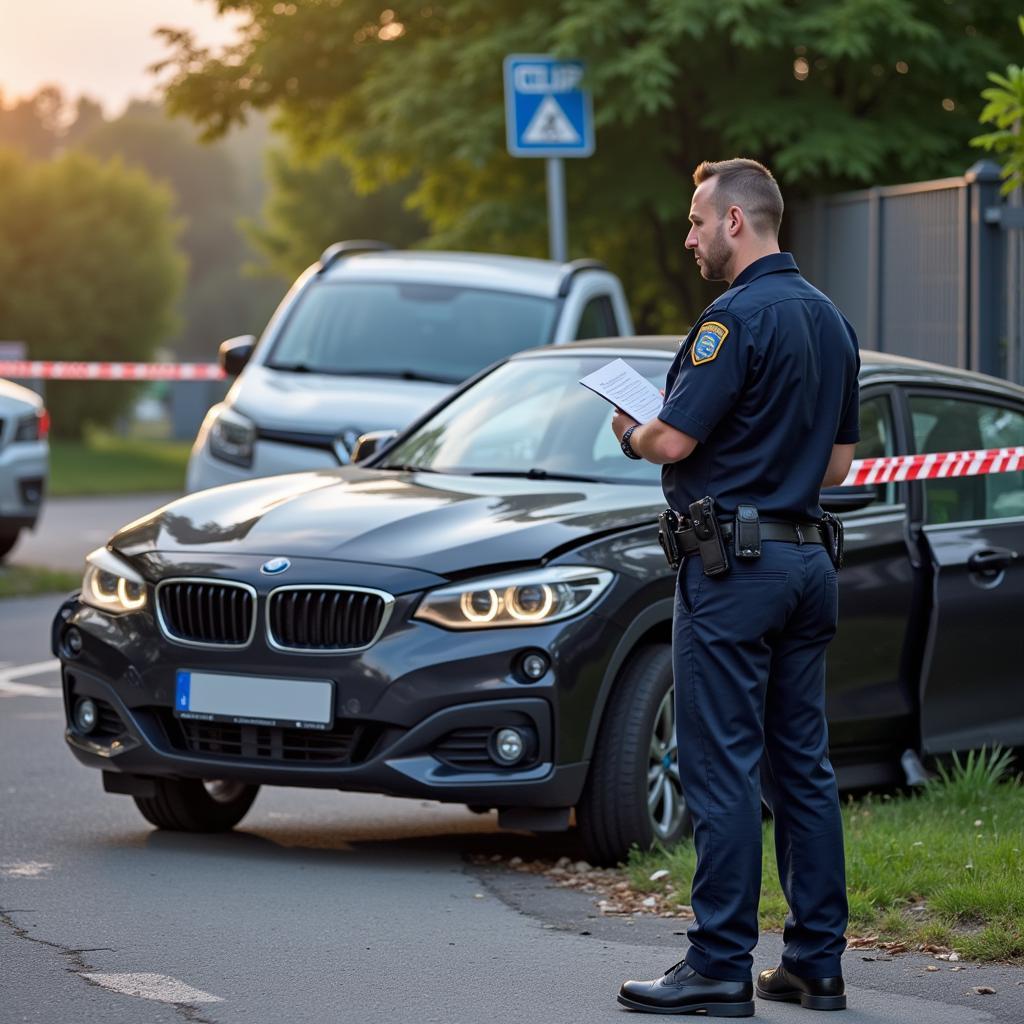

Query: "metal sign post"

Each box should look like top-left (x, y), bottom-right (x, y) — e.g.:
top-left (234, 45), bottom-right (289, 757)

top-left (503, 55), bottom-right (595, 263)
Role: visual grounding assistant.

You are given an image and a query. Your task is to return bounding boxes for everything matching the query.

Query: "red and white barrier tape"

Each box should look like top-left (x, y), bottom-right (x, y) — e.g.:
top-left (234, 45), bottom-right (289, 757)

top-left (0, 360), bottom-right (224, 381)
top-left (2, 357), bottom-right (1022, 488)
top-left (842, 447), bottom-right (1024, 487)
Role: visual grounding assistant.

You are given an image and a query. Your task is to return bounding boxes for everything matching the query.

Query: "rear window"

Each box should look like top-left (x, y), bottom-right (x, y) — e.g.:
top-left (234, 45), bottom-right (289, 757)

top-left (267, 281), bottom-right (558, 382)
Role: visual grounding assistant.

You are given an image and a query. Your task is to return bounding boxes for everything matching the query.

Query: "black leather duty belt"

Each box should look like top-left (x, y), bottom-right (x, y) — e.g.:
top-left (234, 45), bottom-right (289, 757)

top-left (677, 520), bottom-right (826, 554)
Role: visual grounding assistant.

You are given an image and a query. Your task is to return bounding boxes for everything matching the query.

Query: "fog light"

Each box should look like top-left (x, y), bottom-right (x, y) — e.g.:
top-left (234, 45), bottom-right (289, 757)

top-left (520, 651), bottom-right (549, 681)
top-left (492, 727), bottom-right (526, 766)
top-left (75, 698), bottom-right (98, 734)
top-left (63, 627), bottom-right (83, 659)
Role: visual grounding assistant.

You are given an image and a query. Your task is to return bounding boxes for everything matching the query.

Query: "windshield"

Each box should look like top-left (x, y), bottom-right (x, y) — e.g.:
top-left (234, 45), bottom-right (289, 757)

top-left (266, 281), bottom-right (559, 381)
top-left (379, 354), bottom-right (669, 484)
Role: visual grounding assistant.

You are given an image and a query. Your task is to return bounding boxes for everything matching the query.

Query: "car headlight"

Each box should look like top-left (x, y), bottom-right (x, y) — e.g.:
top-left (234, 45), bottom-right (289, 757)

top-left (81, 547), bottom-right (148, 614)
top-left (414, 566), bottom-right (614, 630)
top-left (207, 405), bottom-right (256, 468)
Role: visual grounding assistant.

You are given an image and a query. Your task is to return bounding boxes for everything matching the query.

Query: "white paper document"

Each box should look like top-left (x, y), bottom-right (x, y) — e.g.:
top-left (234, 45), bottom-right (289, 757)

top-left (578, 358), bottom-right (664, 423)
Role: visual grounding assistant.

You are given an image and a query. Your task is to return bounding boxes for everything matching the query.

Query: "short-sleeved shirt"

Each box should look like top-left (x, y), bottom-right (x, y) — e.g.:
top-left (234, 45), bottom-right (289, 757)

top-left (660, 252), bottom-right (860, 521)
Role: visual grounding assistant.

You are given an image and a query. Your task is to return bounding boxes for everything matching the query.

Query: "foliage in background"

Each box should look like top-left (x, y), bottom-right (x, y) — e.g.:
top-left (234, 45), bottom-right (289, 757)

top-left (0, 88), bottom-right (286, 362)
top-left (971, 15), bottom-right (1024, 195)
top-left (246, 146), bottom-right (427, 280)
top-left (631, 747), bottom-right (1024, 962)
top-left (75, 100), bottom-right (286, 359)
top-left (0, 149), bottom-right (185, 437)
top-left (158, 0), bottom-right (1024, 331)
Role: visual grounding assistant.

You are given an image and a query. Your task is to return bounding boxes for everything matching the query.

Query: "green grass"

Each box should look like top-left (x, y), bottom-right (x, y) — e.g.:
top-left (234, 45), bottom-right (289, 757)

top-left (49, 430), bottom-right (190, 496)
top-left (0, 564), bottom-right (81, 598)
top-left (628, 747), bottom-right (1024, 963)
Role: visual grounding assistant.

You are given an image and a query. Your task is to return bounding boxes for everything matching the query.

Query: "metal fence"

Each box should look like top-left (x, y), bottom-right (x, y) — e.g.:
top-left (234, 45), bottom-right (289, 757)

top-left (790, 160), bottom-right (1022, 383)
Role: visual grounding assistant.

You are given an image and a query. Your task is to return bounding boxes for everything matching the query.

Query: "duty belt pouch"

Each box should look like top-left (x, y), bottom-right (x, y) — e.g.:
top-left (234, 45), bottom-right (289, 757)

top-left (657, 509), bottom-right (682, 570)
top-left (820, 511), bottom-right (845, 569)
top-left (688, 496), bottom-right (729, 577)
top-left (734, 504), bottom-right (761, 560)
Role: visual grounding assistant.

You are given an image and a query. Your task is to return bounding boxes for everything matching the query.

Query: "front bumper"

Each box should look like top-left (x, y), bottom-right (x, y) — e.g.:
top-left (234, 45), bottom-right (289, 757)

top-left (54, 588), bottom-right (598, 808)
top-left (0, 438), bottom-right (47, 528)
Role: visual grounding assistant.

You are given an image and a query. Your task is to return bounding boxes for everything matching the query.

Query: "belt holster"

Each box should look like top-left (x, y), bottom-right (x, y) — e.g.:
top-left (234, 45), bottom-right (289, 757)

top-left (657, 508), bottom-right (683, 570)
top-left (820, 511), bottom-right (845, 569)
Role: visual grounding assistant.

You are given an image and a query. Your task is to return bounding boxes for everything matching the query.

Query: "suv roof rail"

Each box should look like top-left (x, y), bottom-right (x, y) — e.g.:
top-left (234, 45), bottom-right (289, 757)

top-left (318, 239), bottom-right (394, 272)
top-left (556, 258), bottom-right (607, 297)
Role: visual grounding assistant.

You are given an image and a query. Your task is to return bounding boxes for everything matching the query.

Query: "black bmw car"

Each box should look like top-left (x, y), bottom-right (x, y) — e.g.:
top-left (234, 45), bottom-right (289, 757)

top-left (54, 338), bottom-right (1024, 865)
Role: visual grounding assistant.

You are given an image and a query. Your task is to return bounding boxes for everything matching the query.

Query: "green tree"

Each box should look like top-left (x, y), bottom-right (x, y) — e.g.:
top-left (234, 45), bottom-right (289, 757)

top-left (0, 149), bottom-right (185, 436)
top-left (159, 1), bottom-right (1024, 329)
top-left (76, 101), bottom-right (284, 359)
top-left (246, 146), bottom-right (426, 280)
top-left (0, 86), bottom-right (65, 158)
top-left (971, 15), bottom-right (1024, 194)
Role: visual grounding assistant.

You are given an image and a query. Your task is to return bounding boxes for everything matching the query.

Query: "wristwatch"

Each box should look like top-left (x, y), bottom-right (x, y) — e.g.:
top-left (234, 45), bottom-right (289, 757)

top-left (620, 424), bottom-right (643, 460)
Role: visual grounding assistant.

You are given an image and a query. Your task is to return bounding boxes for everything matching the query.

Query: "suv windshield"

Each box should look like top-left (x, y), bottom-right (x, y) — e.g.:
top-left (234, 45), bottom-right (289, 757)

top-left (267, 281), bottom-right (559, 381)
top-left (379, 354), bottom-right (668, 484)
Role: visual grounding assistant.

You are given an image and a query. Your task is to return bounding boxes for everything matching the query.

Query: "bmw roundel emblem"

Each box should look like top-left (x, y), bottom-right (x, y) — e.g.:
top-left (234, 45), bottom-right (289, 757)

top-left (260, 557), bottom-right (291, 576)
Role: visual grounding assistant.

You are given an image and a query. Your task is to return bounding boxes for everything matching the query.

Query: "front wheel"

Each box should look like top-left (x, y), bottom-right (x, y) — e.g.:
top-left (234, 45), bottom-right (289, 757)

top-left (576, 644), bottom-right (690, 866)
top-left (133, 778), bottom-right (259, 832)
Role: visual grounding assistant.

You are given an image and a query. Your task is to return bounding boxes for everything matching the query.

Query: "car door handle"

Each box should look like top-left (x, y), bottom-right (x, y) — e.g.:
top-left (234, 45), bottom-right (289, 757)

top-left (968, 548), bottom-right (1020, 573)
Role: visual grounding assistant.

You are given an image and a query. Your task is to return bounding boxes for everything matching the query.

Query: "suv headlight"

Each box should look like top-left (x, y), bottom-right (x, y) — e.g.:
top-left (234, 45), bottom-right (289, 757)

top-left (82, 547), bottom-right (147, 614)
top-left (414, 566), bottom-right (614, 630)
top-left (207, 405), bottom-right (256, 468)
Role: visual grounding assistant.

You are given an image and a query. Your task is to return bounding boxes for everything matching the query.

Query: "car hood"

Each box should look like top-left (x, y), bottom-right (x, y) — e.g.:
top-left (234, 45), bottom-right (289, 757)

top-left (111, 467), bottom-right (661, 578)
top-left (233, 364), bottom-right (452, 435)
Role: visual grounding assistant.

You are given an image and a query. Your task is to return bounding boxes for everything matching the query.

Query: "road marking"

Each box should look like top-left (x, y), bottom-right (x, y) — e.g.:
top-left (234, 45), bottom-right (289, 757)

top-left (82, 973), bottom-right (224, 1005)
top-left (1, 862), bottom-right (52, 878)
top-left (0, 659), bottom-right (59, 681)
top-left (0, 659), bottom-right (61, 698)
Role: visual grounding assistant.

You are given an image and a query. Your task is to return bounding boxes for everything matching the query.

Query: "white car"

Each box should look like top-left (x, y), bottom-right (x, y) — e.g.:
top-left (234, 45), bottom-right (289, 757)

top-left (0, 378), bottom-right (49, 560)
top-left (186, 243), bottom-right (633, 491)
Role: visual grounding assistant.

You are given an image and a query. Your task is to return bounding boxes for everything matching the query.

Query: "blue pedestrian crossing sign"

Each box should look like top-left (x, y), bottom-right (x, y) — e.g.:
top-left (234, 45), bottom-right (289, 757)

top-left (503, 54), bottom-right (594, 158)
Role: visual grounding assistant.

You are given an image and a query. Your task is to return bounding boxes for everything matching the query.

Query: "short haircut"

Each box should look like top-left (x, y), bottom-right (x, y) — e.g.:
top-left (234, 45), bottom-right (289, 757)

top-left (693, 158), bottom-right (783, 236)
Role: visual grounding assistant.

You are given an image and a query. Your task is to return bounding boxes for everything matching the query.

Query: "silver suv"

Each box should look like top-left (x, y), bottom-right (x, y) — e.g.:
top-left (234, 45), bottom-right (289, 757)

top-left (0, 378), bottom-right (49, 561)
top-left (186, 243), bottom-right (632, 491)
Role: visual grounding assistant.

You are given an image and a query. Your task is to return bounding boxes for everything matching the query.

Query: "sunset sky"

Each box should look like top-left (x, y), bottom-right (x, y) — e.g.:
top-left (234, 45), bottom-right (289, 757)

top-left (0, 0), bottom-right (245, 114)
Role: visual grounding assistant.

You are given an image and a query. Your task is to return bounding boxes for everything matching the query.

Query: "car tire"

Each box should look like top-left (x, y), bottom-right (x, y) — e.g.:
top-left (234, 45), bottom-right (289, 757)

top-left (576, 644), bottom-right (690, 866)
top-left (0, 529), bottom-right (21, 561)
top-left (133, 778), bottom-right (259, 832)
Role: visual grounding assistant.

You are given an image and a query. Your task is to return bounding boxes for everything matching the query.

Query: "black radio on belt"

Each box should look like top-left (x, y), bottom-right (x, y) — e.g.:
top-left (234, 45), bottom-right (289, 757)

top-left (688, 496), bottom-right (730, 577)
top-left (734, 504), bottom-right (762, 560)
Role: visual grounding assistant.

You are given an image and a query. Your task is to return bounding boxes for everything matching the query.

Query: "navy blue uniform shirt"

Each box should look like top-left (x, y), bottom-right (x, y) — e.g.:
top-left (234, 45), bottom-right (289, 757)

top-left (660, 252), bottom-right (860, 520)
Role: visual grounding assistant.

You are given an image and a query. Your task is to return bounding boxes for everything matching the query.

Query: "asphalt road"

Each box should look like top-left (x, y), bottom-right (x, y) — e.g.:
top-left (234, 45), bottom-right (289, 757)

top-left (10, 492), bottom-right (181, 571)
top-left (3, 596), bottom-right (1024, 1022)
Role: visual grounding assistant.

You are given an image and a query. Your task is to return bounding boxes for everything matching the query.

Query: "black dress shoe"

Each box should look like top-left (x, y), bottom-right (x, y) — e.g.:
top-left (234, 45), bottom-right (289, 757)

top-left (756, 965), bottom-right (846, 1010)
top-left (618, 960), bottom-right (754, 1016)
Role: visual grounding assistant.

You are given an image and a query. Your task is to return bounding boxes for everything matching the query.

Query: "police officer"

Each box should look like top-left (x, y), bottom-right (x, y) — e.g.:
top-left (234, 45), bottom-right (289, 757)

top-left (610, 158), bottom-right (859, 1016)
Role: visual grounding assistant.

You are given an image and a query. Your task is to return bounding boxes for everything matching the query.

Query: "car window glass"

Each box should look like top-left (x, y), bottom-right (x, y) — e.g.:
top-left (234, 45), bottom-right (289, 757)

top-left (910, 394), bottom-right (1024, 524)
top-left (381, 355), bottom-right (667, 483)
top-left (856, 395), bottom-right (896, 506)
top-left (268, 282), bottom-right (559, 381)
top-left (575, 296), bottom-right (615, 340)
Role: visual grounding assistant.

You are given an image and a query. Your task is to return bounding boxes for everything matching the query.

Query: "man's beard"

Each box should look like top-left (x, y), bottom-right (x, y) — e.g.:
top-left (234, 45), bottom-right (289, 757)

top-left (698, 224), bottom-right (732, 281)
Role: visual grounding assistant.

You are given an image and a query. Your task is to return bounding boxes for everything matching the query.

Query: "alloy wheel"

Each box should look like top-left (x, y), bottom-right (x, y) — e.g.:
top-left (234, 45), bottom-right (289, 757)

top-left (647, 691), bottom-right (686, 840)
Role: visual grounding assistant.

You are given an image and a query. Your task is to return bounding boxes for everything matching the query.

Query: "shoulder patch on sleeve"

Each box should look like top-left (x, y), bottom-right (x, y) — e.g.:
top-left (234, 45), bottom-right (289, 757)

top-left (691, 321), bottom-right (729, 365)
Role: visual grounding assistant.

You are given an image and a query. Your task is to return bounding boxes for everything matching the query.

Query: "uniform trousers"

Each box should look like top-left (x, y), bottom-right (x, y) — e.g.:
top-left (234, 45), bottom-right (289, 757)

top-left (673, 541), bottom-right (848, 982)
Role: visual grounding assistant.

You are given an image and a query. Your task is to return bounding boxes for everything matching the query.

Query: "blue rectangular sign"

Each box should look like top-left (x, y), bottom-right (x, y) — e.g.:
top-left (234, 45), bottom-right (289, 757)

top-left (503, 54), bottom-right (594, 158)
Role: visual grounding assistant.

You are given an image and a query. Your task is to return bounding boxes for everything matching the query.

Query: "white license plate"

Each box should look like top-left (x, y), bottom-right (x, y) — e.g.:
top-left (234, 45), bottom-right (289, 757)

top-left (174, 670), bottom-right (334, 730)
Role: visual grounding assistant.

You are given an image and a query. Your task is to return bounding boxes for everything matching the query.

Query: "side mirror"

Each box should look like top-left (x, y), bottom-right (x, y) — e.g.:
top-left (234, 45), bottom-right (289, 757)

top-left (351, 429), bottom-right (399, 463)
top-left (218, 335), bottom-right (256, 376)
top-left (820, 484), bottom-right (877, 514)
